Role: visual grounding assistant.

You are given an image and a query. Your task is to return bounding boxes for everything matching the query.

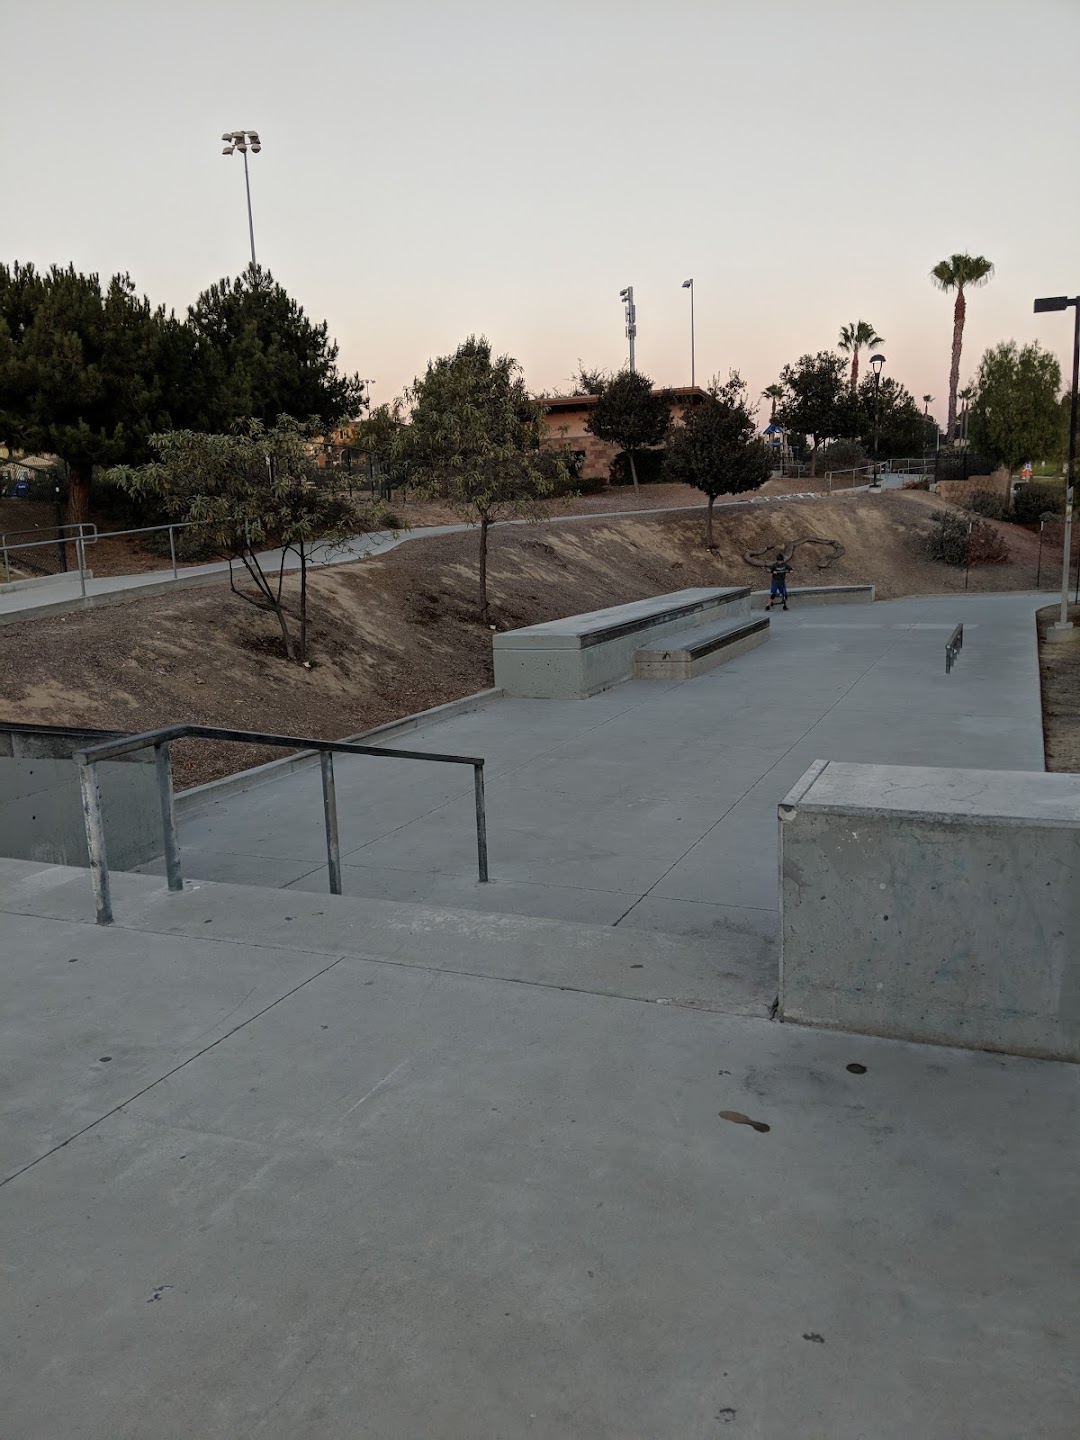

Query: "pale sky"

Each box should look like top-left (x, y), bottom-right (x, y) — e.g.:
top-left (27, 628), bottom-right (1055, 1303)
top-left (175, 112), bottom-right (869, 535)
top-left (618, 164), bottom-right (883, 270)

top-left (4, 0), bottom-right (1078, 426)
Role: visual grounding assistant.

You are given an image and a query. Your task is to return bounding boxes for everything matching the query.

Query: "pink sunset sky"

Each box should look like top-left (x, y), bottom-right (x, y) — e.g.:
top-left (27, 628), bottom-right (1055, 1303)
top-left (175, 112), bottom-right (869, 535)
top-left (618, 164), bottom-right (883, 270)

top-left (5, 0), bottom-right (1078, 427)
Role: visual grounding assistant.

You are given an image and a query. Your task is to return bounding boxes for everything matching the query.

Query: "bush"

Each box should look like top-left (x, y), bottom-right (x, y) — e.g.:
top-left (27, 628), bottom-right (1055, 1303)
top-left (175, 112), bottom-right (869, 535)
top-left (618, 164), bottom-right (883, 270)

top-left (1012, 480), bottom-right (1064, 525)
top-left (925, 510), bottom-right (1009, 566)
top-left (821, 439), bottom-right (867, 472)
top-left (966, 489), bottom-right (1008, 520)
top-left (609, 447), bottom-right (667, 486)
top-left (902, 476), bottom-right (930, 491)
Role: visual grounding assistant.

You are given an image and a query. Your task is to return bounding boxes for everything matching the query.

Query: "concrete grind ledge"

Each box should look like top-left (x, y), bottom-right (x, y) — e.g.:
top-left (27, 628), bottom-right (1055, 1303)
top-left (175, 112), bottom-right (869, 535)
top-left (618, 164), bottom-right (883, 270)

top-left (493, 586), bottom-right (750, 697)
top-left (751, 583), bottom-right (875, 609)
top-left (175, 687), bottom-right (503, 816)
top-left (779, 760), bottom-right (1080, 1062)
top-left (634, 615), bottom-right (769, 680)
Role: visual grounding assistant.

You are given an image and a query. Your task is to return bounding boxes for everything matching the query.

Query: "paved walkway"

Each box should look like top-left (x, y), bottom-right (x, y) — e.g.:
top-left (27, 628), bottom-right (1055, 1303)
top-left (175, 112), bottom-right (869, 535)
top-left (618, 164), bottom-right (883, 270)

top-left (154, 592), bottom-right (1048, 999)
top-left (0, 490), bottom-right (832, 623)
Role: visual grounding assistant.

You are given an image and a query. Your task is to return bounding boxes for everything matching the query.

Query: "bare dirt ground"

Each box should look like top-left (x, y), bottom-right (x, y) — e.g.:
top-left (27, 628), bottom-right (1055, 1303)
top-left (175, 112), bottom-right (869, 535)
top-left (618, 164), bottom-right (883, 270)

top-left (0, 491), bottom-right (1051, 789)
top-left (1037, 603), bottom-right (1080, 772)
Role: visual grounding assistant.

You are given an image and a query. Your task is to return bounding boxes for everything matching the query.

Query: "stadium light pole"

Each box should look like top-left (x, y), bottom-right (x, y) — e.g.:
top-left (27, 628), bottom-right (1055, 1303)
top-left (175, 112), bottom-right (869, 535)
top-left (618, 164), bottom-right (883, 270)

top-left (221, 129), bottom-right (262, 268)
top-left (619, 286), bottom-right (637, 373)
top-left (1033, 295), bottom-right (1079, 631)
top-left (682, 278), bottom-right (695, 388)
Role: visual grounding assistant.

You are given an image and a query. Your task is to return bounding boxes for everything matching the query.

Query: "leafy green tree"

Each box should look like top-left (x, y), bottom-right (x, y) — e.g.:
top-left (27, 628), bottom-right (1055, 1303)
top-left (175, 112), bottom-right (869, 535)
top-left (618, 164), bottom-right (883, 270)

top-left (395, 336), bottom-right (564, 623)
top-left (837, 320), bottom-right (884, 391)
top-left (664, 373), bottom-right (770, 546)
top-left (855, 374), bottom-right (926, 459)
top-left (187, 265), bottom-right (362, 433)
top-left (585, 369), bottom-right (671, 489)
top-left (109, 419), bottom-right (368, 662)
top-left (968, 341), bottom-right (1062, 471)
top-left (0, 263), bottom-right (185, 524)
top-left (775, 352), bottom-right (850, 475)
top-left (930, 253), bottom-right (994, 440)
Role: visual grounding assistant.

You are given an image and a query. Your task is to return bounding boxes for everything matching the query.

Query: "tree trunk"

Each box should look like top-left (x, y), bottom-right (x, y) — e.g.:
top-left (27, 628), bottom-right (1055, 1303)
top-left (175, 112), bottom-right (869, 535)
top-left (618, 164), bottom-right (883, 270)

top-left (809, 440), bottom-right (818, 477)
top-left (947, 287), bottom-right (966, 441)
top-left (851, 350), bottom-right (860, 391)
top-left (706, 494), bottom-right (715, 548)
top-left (478, 515), bottom-right (490, 625)
top-left (272, 598), bottom-right (296, 660)
top-left (66, 460), bottom-right (92, 527)
top-left (628, 451), bottom-right (640, 491)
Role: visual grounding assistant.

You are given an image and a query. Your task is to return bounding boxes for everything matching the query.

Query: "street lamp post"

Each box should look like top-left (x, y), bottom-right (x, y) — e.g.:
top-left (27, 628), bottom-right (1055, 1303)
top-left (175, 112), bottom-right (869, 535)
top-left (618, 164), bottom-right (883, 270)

top-left (1033, 294), bottom-right (1080, 632)
top-left (869, 352), bottom-right (885, 486)
top-left (682, 278), bottom-right (695, 388)
top-left (619, 286), bottom-right (637, 373)
top-left (221, 129), bottom-right (262, 267)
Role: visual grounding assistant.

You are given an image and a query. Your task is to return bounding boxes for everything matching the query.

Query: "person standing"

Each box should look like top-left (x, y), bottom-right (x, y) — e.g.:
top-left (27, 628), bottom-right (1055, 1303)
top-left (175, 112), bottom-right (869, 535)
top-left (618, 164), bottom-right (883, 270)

top-left (766, 551), bottom-right (792, 611)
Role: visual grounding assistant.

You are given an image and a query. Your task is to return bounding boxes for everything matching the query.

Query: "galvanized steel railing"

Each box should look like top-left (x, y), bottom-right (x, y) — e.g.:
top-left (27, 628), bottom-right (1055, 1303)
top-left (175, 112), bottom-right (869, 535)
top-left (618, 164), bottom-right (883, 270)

top-left (74, 724), bottom-right (489, 925)
top-left (945, 623), bottom-right (964, 674)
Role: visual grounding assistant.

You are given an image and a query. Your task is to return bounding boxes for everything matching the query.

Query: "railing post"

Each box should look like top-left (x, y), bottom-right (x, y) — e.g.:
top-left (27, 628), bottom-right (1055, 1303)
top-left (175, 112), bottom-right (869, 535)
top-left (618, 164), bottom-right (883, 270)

top-left (168, 526), bottom-right (178, 580)
top-left (474, 762), bottom-right (489, 883)
top-left (320, 751), bottom-right (343, 895)
top-left (154, 741), bottom-right (183, 892)
top-left (2, 537), bottom-right (9, 584)
top-left (77, 757), bottom-right (113, 925)
top-left (75, 530), bottom-right (87, 598)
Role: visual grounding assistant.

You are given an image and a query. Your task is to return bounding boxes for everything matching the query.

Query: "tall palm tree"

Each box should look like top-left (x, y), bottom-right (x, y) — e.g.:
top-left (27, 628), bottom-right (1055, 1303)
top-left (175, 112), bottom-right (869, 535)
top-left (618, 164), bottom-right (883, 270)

top-left (837, 320), bottom-right (884, 390)
top-left (762, 383), bottom-right (783, 421)
top-left (930, 253), bottom-right (994, 441)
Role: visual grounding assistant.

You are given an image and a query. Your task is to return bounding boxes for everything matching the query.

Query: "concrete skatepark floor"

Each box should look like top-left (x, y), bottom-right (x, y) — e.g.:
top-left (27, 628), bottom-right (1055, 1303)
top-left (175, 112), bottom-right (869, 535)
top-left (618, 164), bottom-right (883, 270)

top-left (2, 590), bottom-right (1076, 1438)
top-left (145, 592), bottom-right (1049, 1016)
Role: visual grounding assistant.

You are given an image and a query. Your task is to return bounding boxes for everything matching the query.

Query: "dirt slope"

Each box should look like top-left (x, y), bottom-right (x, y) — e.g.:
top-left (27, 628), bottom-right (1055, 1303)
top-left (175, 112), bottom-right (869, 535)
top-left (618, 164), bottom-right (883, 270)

top-left (0, 493), bottom-right (1047, 788)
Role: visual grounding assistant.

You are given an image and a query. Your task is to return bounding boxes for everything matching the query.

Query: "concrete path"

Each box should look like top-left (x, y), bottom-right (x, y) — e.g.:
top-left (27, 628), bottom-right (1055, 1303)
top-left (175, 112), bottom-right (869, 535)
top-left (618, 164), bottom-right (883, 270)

top-left (0, 490), bottom-right (833, 624)
top-left (0, 860), bottom-right (1076, 1439)
top-left (152, 592), bottom-right (1048, 996)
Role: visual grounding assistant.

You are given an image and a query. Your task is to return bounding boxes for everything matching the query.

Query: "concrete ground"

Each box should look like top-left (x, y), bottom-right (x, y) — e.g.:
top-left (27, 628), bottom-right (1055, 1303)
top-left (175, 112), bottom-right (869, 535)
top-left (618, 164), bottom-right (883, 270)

top-left (1, 860), bottom-right (1077, 1439)
top-left (150, 592), bottom-right (1049, 1015)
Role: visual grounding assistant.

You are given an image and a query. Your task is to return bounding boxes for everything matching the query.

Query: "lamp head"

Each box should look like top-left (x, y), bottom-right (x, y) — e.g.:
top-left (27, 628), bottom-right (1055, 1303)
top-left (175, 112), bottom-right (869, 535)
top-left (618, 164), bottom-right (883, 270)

top-left (869, 353), bottom-right (886, 377)
top-left (682, 279), bottom-right (692, 289)
top-left (1033, 296), bottom-right (1069, 313)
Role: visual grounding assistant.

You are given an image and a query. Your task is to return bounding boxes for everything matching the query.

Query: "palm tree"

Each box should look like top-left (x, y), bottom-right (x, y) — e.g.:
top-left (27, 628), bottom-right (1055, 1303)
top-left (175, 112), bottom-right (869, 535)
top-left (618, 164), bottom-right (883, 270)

top-left (930, 253), bottom-right (994, 441)
top-left (762, 383), bottom-right (783, 420)
top-left (837, 320), bottom-right (884, 391)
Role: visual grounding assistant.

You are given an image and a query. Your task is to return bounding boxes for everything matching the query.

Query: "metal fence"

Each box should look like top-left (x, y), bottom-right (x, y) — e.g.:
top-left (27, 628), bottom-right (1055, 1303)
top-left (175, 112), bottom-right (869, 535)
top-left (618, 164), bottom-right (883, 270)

top-left (74, 723), bottom-right (490, 925)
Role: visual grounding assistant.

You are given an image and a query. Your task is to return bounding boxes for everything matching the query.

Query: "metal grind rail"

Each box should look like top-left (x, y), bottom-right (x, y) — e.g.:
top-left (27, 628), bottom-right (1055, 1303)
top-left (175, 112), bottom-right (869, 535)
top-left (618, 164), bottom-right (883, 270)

top-left (74, 724), bottom-right (489, 925)
top-left (945, 623), bottom-right (963, 674)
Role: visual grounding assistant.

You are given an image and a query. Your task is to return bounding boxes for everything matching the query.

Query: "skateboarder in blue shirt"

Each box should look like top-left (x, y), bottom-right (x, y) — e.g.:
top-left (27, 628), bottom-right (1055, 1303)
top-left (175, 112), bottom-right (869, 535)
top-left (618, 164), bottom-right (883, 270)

top-left (766, 552), bottom-right (791, 611)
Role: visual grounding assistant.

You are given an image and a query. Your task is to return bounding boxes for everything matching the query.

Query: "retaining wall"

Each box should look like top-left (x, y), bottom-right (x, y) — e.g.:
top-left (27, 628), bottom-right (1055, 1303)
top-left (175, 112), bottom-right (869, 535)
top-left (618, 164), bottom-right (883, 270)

top-left (0, 727), bottom-right (160, 870)
top-left (779, 759), bottom-right (1080, 1062)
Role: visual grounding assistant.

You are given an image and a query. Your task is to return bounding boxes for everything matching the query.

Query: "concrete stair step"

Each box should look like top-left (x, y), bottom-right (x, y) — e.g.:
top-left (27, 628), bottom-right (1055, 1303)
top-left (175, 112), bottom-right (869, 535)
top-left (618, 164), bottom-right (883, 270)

top-left (634, 614), bottom-right (769, 680)
top-left (0, 858), bottom-right (776, 1017)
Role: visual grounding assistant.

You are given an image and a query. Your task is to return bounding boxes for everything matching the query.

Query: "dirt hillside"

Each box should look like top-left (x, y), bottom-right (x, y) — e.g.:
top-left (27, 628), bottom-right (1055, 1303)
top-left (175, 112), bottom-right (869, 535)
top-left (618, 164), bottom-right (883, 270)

top-left (0, 492), bottom-right (1048, 788)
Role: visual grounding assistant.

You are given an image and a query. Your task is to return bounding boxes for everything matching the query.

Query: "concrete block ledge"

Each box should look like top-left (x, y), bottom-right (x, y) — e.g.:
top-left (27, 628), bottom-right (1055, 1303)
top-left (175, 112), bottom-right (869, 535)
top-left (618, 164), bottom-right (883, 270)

top-left (635, 615), bottom-right (769, 680)
top-left (751, 584), bottom-right (874, 609)
top-left (493, 587), bottom-right (750, 697)
top-left (779, 760), bottom-right (1080, 1061)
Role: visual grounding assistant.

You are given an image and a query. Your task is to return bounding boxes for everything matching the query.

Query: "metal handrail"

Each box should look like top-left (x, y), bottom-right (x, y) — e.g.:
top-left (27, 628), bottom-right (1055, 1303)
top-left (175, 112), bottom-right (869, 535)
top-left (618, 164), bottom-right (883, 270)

top-left (74, 723), bottom-right (489, 925)
top-left (945, 623), bottom-right (963, 674)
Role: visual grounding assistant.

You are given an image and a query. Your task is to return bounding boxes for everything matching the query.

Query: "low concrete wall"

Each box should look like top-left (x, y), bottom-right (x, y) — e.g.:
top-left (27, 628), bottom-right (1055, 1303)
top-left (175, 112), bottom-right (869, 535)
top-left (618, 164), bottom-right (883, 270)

top-left (493, 588), bottom-right (749, 698)
top-left (0, 726), bottom-right (160, 870)
top-left (750, 584), bottom-right (874, 610)
top-left (779, 759), bottom-right (1080, 1061)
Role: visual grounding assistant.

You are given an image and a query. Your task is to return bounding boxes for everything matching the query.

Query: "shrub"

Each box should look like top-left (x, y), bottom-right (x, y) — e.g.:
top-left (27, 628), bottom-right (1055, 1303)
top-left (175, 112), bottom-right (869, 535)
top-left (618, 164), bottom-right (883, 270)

top-left (925, 510), bottom-right (1008, 566)
top-left (902, 476), bottom-right (930, 490)
top-left (609, 447), bottom-right (666, 486)
top-left (1012, 480), bottom-right (1064, 526)
top-left (821, 439), bottom-right (867, 472)
top-left (966, 489), bottom-right (1008, 521)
